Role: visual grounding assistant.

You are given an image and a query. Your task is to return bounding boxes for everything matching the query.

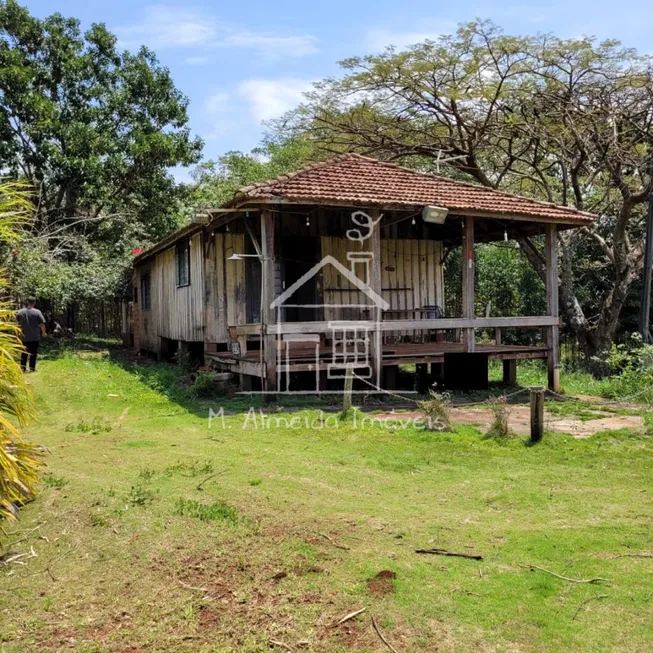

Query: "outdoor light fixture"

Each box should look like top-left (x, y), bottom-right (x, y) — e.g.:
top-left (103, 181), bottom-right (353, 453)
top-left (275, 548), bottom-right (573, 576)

top-left (421, 205), bottom-right (449, 224)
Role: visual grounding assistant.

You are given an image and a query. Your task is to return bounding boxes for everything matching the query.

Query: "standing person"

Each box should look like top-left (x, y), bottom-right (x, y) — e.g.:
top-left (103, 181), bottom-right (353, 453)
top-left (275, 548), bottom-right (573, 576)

top-left (16, 297), bottom-right (46, 372)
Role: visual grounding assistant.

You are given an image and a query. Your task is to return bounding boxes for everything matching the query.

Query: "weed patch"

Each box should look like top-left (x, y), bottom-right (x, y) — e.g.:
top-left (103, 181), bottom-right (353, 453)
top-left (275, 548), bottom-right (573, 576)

top-left (164, 460), bottom-right (214, 477)
top-left (484, 396), bottom-right (516, 440)
top-left (174, 498), bottom-right (239, 523)
top-left (42, 475), bottom-right (68, 488)
top-left (124, 484), bottom-right (157, 507)
top-left (64, 417), bottom-right (111, 434)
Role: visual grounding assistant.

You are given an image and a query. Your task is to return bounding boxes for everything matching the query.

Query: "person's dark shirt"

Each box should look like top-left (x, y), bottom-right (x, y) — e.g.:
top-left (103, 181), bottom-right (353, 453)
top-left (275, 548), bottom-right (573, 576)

top-left (16, 307), bottom-right (45, 342)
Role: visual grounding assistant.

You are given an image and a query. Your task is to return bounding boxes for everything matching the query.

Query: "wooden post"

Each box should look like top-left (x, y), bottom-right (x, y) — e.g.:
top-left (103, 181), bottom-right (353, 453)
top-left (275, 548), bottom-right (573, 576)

top-left (416, 363), bottom-right (429, 394)
top-left (503, 359), bottom-right (517, 385)
top-left (545, 224), bottom-right (560, 393)
top-left (494, 327), bottom-right (502, 345)
top-left (384, 365), bottom-right (398, 390)
top-left (369, 209), bottom-right (383, 387)
top-left (462, 216), bottom-right (475, 352)
top-left (240, 372), bottom-right (252, 392)
top-left (261, 209), bottom-right (276, 400)
top-left (342, 365), bottom-right (353, 413)
top-left (530, 386), bottom-right (545, 443)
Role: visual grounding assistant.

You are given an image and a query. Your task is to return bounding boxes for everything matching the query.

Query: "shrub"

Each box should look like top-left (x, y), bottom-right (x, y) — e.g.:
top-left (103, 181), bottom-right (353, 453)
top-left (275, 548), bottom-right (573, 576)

top-left (189, 371), bottom-right (224, 399)
top-left (595, 334), bottom-right (653, 403)
top-left (419, 390), bottom-right (452, 431)
top-left (484, 396), bottom-right (515, 440)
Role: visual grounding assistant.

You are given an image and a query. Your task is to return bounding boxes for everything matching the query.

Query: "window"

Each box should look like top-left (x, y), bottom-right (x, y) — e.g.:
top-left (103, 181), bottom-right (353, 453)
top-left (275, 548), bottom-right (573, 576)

top-left (176, 239), bottom-right (190, 287)
top-left (140, 273), bottom-right (151, 310)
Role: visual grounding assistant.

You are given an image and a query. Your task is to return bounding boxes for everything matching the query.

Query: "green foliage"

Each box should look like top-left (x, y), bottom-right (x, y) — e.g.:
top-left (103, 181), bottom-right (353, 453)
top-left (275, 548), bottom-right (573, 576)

top-left (418, 391), bottom-right (452, 431)
top-left (0, 181), bottom-right (42, 521)
top-left (42, 475), bottom-right (68, 488)
top-left (594, 334), bottom-right (653, 402)
top-left (164, 460), bottom-right (214, 478)
top-left (190, 136), bottom-right (317, 210)
top-left (174, 498), bottom-right (239, 523)
top-left (484, 396), bottom-right (515, 440)
top-left (64, 417), bottom-right (111, 434)
top-left (188, 371), bottom-right (223, 399)
top-left (444, 243), bottom-right (546, 344)
top-left (0, 0), bottom-right (202, 303)
top-left (125, 483), bottom-right (157, 507)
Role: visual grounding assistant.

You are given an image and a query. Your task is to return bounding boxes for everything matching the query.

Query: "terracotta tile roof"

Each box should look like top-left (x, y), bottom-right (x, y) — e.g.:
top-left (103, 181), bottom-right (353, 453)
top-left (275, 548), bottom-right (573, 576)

top-left (229, 153), bottom-right (596, 224)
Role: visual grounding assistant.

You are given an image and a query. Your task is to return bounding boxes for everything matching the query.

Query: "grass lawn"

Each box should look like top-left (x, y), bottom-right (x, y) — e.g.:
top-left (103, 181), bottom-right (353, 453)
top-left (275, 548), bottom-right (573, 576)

top-left (2, 342), bottom-right (653, 652)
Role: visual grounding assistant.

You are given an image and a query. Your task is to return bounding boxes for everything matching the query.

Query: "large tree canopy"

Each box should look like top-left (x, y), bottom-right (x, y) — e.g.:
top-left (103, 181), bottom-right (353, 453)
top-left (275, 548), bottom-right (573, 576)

top-left (0, 0), bottom-right (202, 302)
top-left (282, 20), bottom-right (653, 356)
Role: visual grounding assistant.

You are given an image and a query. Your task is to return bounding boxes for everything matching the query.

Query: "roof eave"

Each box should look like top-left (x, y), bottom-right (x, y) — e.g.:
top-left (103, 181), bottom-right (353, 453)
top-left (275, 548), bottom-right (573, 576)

top-left (133, 219), bottom-right (207, 265)
top-left (225, 195), bottom-right (595, 226)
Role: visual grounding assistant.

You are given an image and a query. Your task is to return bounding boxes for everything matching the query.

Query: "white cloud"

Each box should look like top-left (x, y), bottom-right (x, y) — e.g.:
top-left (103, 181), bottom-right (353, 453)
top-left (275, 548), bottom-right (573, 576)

top-left (185, 55), bottom-right (210, 65)
top-left (237, 78), bottom-right (313, 122)
top-left (115, 5), bottom-right (318, 59)
top-left (205, 92), bottom-right (230, 113)
top-left (116, 5), bottom-right (216, 49)
top-left (365, 25), bottom-right (454, 52)
top-left (222, 31), bottom-right (318, 58)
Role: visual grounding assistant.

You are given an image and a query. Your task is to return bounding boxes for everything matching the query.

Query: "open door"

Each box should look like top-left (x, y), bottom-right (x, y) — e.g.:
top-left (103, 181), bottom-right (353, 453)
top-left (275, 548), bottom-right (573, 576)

top-left (280, 236), bottom-right (323, 322)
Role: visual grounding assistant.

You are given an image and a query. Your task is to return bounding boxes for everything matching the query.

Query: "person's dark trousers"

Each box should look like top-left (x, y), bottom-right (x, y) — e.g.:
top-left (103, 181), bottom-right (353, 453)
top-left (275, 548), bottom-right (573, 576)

top-left (20, 340), bottom-right (40, 372)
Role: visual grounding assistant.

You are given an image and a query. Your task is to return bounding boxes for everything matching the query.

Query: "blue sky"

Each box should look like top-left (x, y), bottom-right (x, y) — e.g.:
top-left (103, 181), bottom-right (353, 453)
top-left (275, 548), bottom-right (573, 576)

top-left (24, 1), bottom-right (653, 181)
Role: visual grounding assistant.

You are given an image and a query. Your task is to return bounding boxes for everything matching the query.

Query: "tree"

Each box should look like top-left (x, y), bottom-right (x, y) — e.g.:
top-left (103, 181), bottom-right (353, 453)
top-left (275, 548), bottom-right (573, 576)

top-left (0, 0), bottom-right (202, 303)
top-left (286, 21), bottom-right (653, 357)
top-left (0, 182), bottom-right (41, 521)
top-left (190, 137), bottom-right (317, 210)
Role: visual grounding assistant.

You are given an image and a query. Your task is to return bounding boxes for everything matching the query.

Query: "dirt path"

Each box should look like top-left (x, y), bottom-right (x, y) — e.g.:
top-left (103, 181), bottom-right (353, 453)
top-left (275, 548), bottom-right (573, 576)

top-left (375, 406), bottom-right (644, 437)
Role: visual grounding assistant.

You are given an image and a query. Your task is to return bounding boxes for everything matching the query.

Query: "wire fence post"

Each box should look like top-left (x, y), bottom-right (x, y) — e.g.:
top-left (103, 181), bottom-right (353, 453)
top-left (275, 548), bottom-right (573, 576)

top-left (530, 386), bottom-right (545, 443)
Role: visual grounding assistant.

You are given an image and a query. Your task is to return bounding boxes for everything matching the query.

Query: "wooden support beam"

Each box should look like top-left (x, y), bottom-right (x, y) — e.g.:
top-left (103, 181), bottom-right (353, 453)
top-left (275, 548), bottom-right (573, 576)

top-left (545, 223), bottom-right (561, 393)
top-left (369, 209), bottom-right (383, 388)
top-left (503, 359), bottom-right (517, 385)
top-left (416, 363), bottom-right (429, 394)
top-left (261, 209), bottom-right (277, 399)
top-left (462, 216), bottom-right (476, 352)
top-left (384, 365), bottom-right (399, 390)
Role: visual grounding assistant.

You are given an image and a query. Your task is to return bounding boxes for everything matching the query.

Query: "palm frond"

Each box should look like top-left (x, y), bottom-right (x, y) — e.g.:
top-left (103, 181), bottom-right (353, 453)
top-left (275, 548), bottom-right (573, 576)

top-left (0, 181), bottom-right (42, 522)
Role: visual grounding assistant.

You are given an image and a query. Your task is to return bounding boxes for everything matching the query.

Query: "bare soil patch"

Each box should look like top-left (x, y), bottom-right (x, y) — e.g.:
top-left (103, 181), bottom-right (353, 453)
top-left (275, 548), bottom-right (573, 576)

top-left (373, 406), bottom-right (644, 437)
top-left (367, 569), bottom-right (397, 596)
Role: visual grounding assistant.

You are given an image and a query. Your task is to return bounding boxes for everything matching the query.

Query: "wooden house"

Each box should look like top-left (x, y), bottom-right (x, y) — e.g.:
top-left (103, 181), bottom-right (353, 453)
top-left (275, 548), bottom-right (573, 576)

top-left (126, 154), bottom-right (596, 394)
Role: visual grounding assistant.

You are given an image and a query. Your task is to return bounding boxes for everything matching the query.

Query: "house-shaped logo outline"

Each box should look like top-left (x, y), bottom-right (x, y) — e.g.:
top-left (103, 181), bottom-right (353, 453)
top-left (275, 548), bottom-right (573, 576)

top-left (270, 254), bottom-right (389, 393)
top-left (270, 255), bottom-right (389, 311)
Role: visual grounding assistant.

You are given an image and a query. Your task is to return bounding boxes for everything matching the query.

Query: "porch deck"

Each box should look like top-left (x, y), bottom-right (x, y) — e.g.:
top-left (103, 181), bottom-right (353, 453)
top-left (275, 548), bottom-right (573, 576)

top-left (207, 340), bottom-right (548, 374)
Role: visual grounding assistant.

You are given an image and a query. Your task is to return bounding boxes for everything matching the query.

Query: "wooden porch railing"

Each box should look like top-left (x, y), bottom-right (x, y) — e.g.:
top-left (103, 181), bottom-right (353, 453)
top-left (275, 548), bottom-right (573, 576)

top-left (232, 316), bottom-right (559, 337)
